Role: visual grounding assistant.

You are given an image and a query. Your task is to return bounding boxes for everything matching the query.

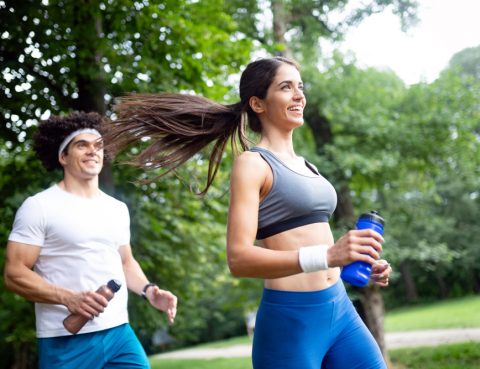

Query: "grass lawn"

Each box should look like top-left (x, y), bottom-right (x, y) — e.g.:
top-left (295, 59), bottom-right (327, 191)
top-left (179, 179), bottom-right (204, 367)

top-left (150, 357), bottom-right (251, 369)
top-left (176, 335), bottom-right (251, 350)
top-left (151, 343), bottom-right (480, 369)
top-left (150, 295), bottom-right (480, 368)
top-left (390, 341), bottom-right (480, 369)
top-left (385, 295), bottom-right (480, 332)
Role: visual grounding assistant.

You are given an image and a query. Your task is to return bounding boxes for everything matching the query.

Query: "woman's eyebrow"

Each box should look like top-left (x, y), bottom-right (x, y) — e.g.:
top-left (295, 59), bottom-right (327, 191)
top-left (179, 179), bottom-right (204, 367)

top-left (277, 80), bottom-right (293, 86)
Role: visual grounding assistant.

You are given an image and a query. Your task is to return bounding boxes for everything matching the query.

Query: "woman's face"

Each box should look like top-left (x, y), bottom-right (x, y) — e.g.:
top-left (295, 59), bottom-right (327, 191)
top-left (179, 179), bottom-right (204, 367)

top-left (255, 63), bottom-right (306, 131)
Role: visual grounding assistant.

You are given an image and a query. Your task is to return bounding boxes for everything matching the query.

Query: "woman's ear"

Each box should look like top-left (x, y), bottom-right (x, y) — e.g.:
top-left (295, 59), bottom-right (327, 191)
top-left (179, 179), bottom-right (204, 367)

top-left (249, 96), bottom-right (265, 114)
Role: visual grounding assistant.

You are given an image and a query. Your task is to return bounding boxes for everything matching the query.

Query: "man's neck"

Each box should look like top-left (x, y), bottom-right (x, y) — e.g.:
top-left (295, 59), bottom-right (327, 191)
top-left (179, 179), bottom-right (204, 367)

top-left (60, 176), bottom-right (100, 198)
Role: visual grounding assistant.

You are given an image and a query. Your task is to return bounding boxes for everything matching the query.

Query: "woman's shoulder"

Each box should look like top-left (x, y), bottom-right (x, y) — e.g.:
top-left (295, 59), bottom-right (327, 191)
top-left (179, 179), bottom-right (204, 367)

top-left (233, 150), bottom-right (268, 171)
top-left (231, 150), bottom-right (269, 183)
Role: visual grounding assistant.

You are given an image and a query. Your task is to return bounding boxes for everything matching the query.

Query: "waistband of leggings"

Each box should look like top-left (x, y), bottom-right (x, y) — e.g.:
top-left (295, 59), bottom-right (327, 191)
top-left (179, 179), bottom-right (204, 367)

top-left (261, 279), bottom-right (347, 305)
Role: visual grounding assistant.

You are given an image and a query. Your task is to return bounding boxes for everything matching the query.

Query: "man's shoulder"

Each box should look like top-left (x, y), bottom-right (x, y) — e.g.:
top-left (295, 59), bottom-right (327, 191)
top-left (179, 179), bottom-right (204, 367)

top-left (99, 191), bottom-right (128, 210)
top-left (27, 185), bottom-right (61, 202)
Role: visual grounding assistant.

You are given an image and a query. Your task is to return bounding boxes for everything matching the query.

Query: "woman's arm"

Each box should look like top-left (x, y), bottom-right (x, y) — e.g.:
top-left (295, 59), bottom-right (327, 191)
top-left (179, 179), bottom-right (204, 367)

top-left (226, 152), bottom-right (303, 278)
top-left (226, 152), bottom-right (384, 279)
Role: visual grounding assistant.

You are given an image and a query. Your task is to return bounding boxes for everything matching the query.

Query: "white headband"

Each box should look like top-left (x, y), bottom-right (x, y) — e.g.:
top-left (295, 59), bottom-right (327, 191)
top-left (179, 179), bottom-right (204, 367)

top-left (58, 128), bottom-right (102, 158)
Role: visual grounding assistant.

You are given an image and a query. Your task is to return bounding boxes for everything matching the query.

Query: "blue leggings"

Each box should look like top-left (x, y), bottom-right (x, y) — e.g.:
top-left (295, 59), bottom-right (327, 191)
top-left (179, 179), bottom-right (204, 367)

top-left (38, 323), bottom-right (149, 369)
top-left (252, 280), bottom-right (387, 369)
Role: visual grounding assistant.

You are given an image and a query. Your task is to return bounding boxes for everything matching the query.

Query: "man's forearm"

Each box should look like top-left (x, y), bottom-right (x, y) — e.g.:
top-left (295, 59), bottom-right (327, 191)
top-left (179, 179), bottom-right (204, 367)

top-left (122, 257), bottom-right (150, 296)
top-left (4, 264), bottom-right (73, 305)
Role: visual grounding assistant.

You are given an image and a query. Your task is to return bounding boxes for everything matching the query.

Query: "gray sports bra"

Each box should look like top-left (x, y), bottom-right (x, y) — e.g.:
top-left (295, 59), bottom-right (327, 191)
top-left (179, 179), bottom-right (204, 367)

top-left (251, 147), bottom-right (337, 240)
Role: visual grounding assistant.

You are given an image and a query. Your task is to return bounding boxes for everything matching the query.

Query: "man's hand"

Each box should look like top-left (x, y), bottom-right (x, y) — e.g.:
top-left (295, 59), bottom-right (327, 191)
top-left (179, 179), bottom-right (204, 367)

top-left (64, 290), bottom-right (109, 319)
top-left (145, 286), bottom-right (178, 324)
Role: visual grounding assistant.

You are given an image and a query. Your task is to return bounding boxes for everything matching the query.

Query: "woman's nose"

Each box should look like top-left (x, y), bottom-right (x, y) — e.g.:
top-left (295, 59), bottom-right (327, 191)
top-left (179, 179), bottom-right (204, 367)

top-left (293, 88), bottom-right (304, 100)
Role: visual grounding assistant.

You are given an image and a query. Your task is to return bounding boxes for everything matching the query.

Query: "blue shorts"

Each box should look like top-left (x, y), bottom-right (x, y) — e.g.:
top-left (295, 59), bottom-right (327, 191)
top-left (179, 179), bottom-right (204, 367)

top-left (38, 323), bottom-right (149, 369)
top-left (252, 280), bottom-right (387, 369)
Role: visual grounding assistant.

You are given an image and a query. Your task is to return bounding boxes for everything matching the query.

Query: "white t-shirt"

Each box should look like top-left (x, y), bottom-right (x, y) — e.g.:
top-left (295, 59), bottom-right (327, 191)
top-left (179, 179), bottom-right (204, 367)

top-left (9, 185), bottom-right (130, 338)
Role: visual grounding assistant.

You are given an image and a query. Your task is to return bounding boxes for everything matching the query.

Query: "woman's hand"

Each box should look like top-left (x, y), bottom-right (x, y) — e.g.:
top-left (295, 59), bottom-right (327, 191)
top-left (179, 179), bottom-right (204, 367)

top-left (327, 229), bottom-right (384, 268)
top-left (370, 259), bottom-right (392, 287)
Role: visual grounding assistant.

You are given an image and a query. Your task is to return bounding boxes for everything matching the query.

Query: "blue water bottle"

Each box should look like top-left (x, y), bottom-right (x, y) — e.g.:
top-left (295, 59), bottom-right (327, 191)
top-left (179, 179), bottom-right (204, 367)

top-left (340, 210), bottom-right (385, 287)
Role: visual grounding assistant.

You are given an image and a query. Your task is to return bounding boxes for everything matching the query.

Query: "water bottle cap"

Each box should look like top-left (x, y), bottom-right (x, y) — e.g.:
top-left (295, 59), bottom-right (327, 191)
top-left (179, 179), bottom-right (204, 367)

top-left (107, 279), bottom-right (122, 293)
top-left (359, 210), bottom-right (385, 225)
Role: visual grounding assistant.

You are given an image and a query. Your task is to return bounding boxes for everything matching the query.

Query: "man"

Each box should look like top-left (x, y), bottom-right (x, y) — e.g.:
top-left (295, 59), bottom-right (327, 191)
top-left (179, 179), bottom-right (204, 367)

top-left (4, 111), bottom-right (177, 369)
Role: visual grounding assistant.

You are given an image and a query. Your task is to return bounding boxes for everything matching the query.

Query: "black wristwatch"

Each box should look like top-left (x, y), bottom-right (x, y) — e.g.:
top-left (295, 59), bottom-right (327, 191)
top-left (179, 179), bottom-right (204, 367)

top-left (141, 283), bottom-right (157, 300)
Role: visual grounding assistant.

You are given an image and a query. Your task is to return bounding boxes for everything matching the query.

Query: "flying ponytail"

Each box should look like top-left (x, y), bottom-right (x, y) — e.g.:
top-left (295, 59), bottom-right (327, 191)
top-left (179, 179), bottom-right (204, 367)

top-left (102, 56), bottom-right (299, 194)
top-left (103, 93), bottom-right (249, 194)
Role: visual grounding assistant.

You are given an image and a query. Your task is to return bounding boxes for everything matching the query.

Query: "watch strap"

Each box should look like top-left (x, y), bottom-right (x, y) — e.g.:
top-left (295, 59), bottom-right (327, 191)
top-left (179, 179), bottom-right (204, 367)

top-left (141, 283), bottom-right (157, 300)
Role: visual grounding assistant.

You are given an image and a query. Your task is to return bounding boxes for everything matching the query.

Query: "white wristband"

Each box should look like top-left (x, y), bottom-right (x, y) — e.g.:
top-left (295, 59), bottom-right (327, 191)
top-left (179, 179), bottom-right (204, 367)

top-left (298, 245), bottom-right (329, 273)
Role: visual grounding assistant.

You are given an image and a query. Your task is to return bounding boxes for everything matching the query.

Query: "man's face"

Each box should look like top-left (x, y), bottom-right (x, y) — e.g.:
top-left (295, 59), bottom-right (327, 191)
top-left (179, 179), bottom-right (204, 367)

top-left (59, 133), bottom-right (104, 179)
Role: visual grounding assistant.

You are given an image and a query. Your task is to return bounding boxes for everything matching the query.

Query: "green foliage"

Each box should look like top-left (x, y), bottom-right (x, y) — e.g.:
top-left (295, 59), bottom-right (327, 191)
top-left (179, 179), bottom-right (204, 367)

top-left (0, 0), bottom-right (253, 133)
top-left (0, 145), bottom-right (60, 367)
top-left (1, 0), bottom-right (254, 365)
top-left (304, 54), bottom-right (407, 191)
top-left (107, 150), bottom-right (255, 352)
top-left (3, 0), bottom-right (480, 367)
top-left (447, 44), bottom-right (480, 80)
top-left (301, 52), bottom-right (480, 307)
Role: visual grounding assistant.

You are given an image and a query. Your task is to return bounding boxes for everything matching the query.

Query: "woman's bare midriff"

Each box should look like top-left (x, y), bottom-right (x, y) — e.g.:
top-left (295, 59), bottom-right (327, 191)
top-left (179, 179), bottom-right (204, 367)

top-left (259, 222), bottom-right (340, 291)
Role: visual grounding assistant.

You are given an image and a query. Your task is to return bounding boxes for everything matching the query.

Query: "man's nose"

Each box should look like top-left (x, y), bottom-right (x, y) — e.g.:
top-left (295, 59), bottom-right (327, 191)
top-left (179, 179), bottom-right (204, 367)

top-left (86, 144), bottom-right (98, 154)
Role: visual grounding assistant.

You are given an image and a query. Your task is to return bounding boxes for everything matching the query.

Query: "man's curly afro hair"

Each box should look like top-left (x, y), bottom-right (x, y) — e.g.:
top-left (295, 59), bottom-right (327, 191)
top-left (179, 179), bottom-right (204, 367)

top-left (33, 111), bottom-right (106, 171)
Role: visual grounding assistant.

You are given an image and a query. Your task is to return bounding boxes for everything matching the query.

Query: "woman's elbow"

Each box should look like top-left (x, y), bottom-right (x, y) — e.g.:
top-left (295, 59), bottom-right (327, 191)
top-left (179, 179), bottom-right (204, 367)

top-left (227, 249), bottom-right (250, 278)
top-left (227, 255), bottom-right (242, 277)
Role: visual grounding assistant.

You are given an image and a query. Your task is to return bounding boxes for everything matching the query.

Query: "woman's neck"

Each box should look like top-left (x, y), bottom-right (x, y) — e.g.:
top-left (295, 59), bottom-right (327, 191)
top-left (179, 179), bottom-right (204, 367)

top-left (258, 134), bottom-right (296, 158)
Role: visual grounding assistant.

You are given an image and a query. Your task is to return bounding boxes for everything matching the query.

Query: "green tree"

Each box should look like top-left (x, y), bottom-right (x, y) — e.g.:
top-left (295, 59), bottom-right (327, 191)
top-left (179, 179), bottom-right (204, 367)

top-left (258, 0), bottom-right (418, 361)
top-left (1, 1), bottom-right (253, 367)
top-left (382, 66), bottom-right (480, 304)
top-left (448, 44), bottom-right (480, 80)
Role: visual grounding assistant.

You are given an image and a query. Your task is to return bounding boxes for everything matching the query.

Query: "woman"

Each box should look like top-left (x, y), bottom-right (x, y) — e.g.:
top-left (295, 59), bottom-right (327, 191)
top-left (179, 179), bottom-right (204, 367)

top-left (104, 56), bottom-right (391, 368)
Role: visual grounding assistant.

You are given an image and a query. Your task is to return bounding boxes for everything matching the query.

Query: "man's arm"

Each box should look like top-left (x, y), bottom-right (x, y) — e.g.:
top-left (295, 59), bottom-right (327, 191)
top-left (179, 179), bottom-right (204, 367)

top-left (4, 241), bottom-right (109, 319)
top-left (119, 244), bottom-right (177, 324)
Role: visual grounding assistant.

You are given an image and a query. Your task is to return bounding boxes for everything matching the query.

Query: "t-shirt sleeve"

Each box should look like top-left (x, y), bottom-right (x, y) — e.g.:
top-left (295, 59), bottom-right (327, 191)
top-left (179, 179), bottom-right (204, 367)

top-left (8, 196), bottom-right (45, 246)
top-left (117, 202), bottom-right (131, 247)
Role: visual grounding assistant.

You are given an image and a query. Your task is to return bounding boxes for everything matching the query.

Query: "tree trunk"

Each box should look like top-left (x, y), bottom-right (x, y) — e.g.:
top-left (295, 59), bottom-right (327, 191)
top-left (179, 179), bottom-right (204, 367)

top-left (359, 285), bottom-right (390, 364)
top-left (271, 0), bottom-right (293, 59)
top-left (72, 1), bottom-right (115, 194)
top-left (10, 342), bottom-right (35, 369)
top-left (473, 271), bottom-right (480, 293)
top-left (399, 260), bottom-right (418, 301)
top-left (435, 272), bottom-right (450, 299)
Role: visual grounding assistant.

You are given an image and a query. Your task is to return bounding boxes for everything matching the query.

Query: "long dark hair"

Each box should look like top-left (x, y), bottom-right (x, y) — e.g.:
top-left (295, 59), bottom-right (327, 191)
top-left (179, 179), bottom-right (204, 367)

top-left (103, 56), bottom-right (299, 193)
